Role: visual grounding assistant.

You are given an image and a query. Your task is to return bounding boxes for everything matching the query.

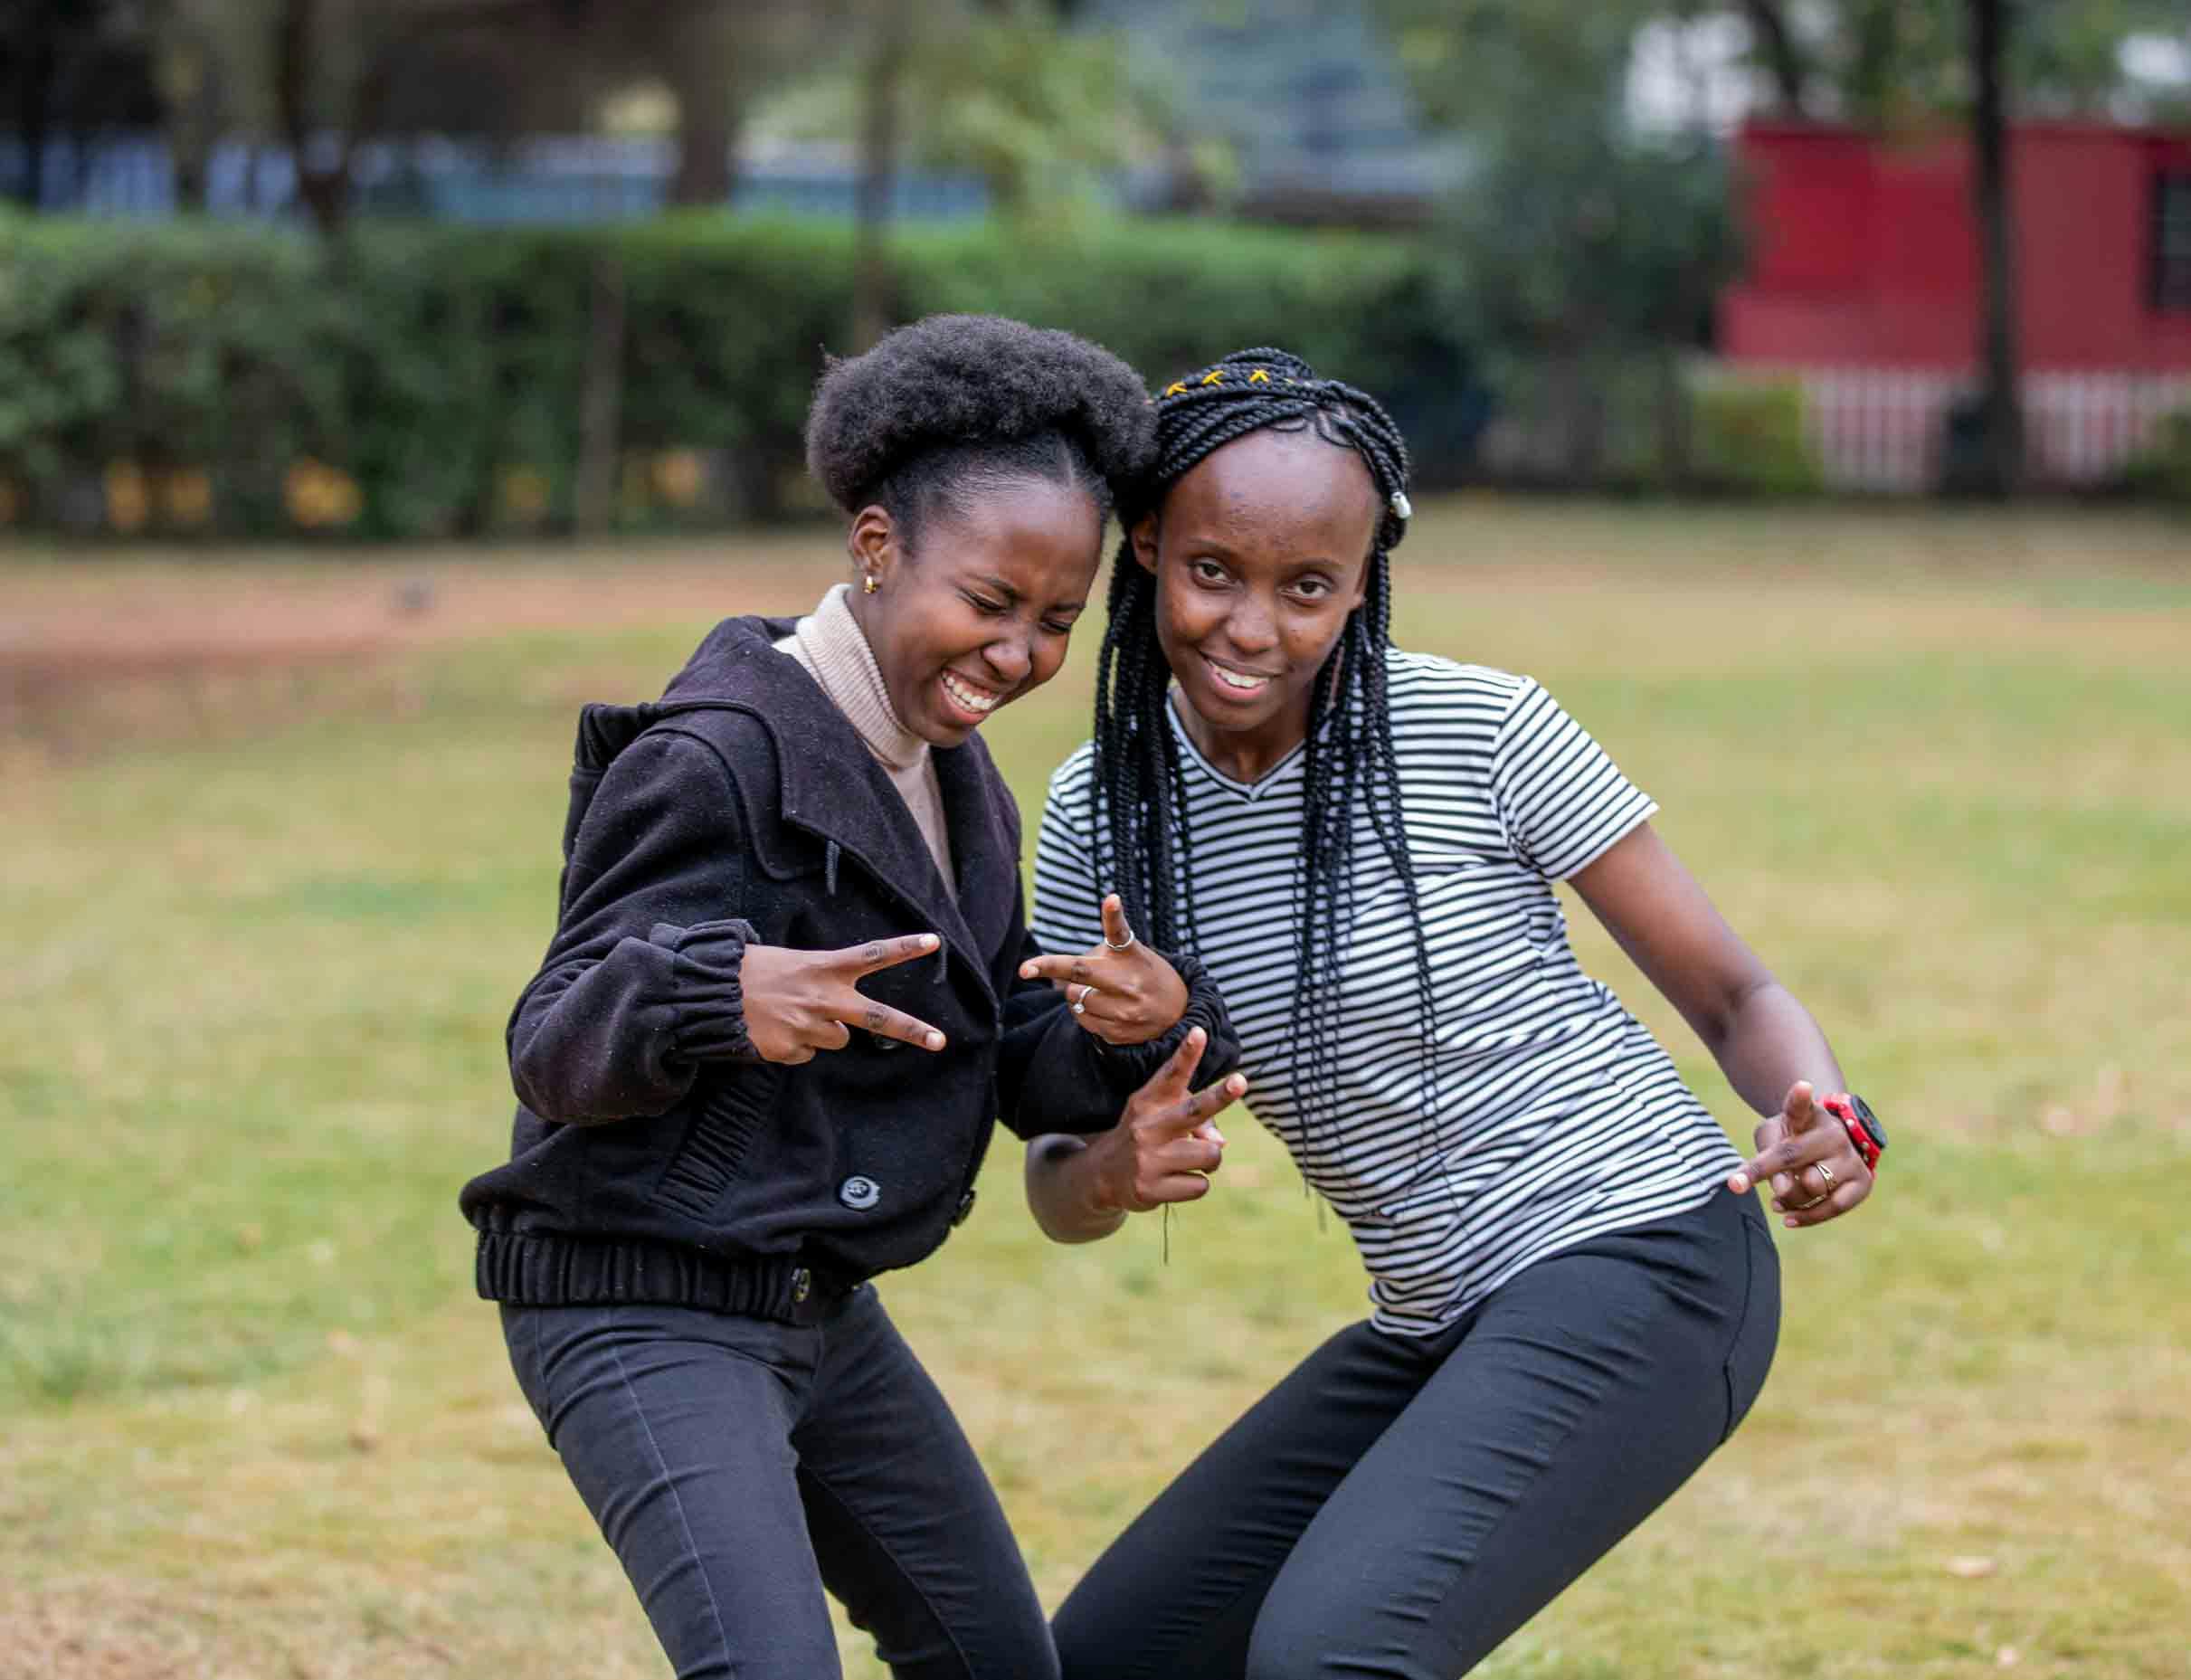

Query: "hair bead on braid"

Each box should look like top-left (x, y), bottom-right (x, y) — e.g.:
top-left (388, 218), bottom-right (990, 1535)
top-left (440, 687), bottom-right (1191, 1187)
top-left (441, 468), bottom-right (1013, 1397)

top-left (1090, 348), bottom-right (1441, 1165)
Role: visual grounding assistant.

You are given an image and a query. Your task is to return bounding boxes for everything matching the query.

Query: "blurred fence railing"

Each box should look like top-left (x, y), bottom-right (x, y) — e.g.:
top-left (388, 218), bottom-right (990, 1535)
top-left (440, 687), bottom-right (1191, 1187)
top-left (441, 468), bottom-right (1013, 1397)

top-left (0, 133), bottom-right (991, 223)
top-left (1709, 365), bottom-right (2191, 491)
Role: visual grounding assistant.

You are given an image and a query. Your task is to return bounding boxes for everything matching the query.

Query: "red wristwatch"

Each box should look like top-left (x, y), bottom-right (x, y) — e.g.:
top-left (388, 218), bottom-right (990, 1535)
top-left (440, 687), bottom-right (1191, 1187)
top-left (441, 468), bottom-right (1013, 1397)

top-left (1821, 1093), bottom-right (1885, 1174)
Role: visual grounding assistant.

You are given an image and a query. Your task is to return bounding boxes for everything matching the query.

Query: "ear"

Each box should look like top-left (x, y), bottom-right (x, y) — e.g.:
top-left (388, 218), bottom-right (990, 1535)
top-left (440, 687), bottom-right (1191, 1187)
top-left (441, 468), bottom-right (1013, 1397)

top-left (848, 505), bottom-right (897, 590)
top-left (1129, 512), bottom-right (1161, 578)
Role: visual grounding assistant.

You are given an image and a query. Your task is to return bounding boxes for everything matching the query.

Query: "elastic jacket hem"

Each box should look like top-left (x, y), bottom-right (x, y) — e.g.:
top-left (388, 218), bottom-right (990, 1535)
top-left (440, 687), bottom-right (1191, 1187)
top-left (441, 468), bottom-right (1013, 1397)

top-left (476, 1229), bottom-right (858, 1326)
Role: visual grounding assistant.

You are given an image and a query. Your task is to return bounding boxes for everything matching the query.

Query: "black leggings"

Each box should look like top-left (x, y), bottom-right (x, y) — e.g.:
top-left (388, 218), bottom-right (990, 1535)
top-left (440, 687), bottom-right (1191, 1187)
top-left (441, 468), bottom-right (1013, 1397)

top-left (1053, 1189), bottom-right (1780, 1680)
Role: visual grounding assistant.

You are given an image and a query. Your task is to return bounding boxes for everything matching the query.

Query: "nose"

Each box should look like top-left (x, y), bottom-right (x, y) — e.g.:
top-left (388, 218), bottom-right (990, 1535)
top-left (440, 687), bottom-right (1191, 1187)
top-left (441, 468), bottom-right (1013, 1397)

top-left (1225, 594), bottom-right (1279, 657)
top-left (981, 632), bottom-right (1032, 688)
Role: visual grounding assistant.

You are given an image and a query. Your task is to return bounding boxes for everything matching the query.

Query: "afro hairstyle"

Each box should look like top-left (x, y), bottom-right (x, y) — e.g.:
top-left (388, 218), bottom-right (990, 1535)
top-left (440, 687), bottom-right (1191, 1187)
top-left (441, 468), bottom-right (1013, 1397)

top-left (803, 314), bottom-right (1155, 554)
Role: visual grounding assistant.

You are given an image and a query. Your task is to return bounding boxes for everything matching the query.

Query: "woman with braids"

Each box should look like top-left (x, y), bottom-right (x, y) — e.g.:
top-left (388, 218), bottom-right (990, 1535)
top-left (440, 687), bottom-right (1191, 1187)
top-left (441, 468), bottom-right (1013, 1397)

top-left (1021, 348), bottom-right (1886, 1679)
top-left (460, 315), bottom-right (1246, 1680)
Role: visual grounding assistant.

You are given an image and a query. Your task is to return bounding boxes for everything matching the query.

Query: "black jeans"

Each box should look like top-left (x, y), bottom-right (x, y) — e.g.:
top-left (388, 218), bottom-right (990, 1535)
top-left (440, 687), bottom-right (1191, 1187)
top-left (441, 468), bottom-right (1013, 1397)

top-left (502, 1286), bottom-right (1056, 1680)
top-left (1052, 1189), bottom-right (1780, 1680)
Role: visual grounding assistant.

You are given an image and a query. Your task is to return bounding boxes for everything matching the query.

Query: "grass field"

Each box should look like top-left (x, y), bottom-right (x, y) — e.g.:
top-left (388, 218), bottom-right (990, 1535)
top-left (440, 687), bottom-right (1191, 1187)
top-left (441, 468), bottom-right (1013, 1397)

top-left (4, 499), bottom-right (2187, 1679)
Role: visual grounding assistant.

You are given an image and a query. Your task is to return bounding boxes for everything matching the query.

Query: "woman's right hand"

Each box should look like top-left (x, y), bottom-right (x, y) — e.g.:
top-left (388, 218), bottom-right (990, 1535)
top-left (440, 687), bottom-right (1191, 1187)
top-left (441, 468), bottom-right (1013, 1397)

top-left (1085, 1027), bottom-right (1247, 1213)
top-left (739, 934), bottom-right (950, 1064)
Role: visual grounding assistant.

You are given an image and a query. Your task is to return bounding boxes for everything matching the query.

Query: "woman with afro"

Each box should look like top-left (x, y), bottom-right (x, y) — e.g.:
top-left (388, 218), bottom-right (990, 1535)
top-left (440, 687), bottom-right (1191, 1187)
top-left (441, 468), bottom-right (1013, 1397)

top-left (461, 316), bottom-right (1246, 1679)
top-left (1022, 349), bottom-right (1885, 1677)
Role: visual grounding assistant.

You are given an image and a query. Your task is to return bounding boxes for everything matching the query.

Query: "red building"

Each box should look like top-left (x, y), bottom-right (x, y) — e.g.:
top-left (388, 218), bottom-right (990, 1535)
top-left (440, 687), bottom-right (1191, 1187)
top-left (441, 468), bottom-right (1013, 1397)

top-left (1722, 120), bottom-right (2191, 372)
top-left (1715, 121), bottom-right (2191, 488)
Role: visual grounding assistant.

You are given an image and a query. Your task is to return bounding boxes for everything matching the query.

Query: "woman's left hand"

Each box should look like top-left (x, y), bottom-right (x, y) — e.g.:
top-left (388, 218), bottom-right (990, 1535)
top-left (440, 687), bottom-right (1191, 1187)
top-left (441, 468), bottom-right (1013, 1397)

top-left (1726, 1081), bottom-right (1875, 1228)
top-left (1019, 895), bottom-right (1190, 1048)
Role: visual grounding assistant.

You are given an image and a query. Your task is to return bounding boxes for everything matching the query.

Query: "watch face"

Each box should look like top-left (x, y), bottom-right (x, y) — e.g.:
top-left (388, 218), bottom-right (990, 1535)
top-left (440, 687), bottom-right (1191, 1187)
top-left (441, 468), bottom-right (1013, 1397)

top-left (1848, 1094), bottom-right (1885, 1149)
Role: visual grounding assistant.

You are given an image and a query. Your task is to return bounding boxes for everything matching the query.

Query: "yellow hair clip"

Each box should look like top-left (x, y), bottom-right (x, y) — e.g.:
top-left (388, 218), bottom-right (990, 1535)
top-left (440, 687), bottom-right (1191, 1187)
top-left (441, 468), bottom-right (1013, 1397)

top-left (1162, 381), bottom-right (1188, 397)
top-left (1200, 370), bottom-right (1225, 386)
top-left (1247, 369), bottom-right (1271, 384)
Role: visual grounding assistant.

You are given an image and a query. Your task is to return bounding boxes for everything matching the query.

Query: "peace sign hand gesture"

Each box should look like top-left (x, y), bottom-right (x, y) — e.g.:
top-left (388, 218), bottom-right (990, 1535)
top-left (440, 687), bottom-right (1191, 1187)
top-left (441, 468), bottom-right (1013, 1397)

top-left (739, 934), bottom-right (949, 1066)
top-left (1085, 1027), bottom-right (1247, 1214)
top-left (1018, 895), bottom-right (1191, 1048)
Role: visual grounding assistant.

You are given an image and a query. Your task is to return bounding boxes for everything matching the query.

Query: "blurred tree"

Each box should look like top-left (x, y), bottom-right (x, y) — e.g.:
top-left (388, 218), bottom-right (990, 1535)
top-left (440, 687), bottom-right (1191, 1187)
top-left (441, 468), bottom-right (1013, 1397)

top-left (193, 0), bottom-right (832, 233)
top-left (144, 2), bottom-right (229, 211)
top-left (1733, 0), bottom-right (2186, 126)
top-left (913, 6), bottom-right (1146, 217)
top-left (785, 0), bottom-right (1152, 346)
top-left (1967, 0), bottom-right (2020, 498)
top-left (1379, 0), bottom-right (1741, 483)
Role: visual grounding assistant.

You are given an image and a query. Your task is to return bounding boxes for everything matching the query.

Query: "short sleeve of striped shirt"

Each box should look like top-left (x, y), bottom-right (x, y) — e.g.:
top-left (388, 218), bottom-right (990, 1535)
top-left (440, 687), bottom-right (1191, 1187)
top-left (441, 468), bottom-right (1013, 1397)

top-left (1489, 679), bottom-right (1658, 880)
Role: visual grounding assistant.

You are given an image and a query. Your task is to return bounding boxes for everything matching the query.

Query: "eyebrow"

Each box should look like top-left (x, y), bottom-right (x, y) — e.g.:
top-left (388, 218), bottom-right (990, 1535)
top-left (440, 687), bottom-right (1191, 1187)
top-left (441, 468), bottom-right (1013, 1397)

top-left (1183, 536), bottom-right (1347, 574)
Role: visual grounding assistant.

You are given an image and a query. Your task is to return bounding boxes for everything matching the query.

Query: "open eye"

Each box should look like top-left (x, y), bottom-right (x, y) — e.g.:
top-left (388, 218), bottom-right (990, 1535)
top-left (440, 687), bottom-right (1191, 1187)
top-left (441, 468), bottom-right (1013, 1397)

top-left (1288, 574), bottom-right (1335, 603)
top-left (1189, 558), bottom-right (1229, 585)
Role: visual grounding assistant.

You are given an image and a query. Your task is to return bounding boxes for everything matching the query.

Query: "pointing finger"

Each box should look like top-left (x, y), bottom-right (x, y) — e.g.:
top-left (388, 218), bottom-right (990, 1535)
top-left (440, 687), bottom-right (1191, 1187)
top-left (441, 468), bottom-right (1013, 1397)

top-left (1154, 1071), bottom-right (1246, 1138)
top-left (1018, 952), bottom-right (1091, 985)
top-left (844, 933), bottom-right (943, 976)
top-left (1729, 1123), bottom-right (1836, 1197)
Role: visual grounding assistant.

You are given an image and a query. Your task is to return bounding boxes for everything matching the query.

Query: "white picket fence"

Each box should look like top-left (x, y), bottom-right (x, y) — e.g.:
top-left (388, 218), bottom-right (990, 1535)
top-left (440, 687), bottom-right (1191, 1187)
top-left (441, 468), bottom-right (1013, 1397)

top-left (1709, 365), bottom-right (2191, 492)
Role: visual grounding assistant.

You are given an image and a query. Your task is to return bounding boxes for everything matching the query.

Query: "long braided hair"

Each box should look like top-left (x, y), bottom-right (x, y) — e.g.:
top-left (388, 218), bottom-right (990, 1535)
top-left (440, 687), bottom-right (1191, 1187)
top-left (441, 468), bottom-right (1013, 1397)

top-left (1091, 347), bottom-right (1437, 1159)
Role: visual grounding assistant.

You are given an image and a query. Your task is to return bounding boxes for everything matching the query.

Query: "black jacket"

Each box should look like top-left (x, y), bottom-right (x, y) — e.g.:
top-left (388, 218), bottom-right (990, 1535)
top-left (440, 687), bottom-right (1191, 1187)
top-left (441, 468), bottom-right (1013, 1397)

top-left (460, 614), bottom-right (1237, 1318)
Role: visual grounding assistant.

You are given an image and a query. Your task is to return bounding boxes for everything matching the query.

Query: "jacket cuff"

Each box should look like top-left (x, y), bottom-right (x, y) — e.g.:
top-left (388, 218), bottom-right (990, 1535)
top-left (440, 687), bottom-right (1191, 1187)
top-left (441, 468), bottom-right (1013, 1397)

top-left (648, 918), bottom-right (761, 1062)
top-left (1094, 949), bottom-right (1242, 1088)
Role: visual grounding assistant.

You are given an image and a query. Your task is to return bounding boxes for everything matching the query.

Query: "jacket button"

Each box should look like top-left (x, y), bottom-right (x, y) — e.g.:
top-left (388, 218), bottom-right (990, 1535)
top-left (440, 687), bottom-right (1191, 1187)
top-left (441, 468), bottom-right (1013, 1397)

top-left (953, 1189), bottom-right (977, 1227)
top-left (839, 1175), bottom-right (881, 1211)
top-left (791, 1267), bottom-right (811, 1304)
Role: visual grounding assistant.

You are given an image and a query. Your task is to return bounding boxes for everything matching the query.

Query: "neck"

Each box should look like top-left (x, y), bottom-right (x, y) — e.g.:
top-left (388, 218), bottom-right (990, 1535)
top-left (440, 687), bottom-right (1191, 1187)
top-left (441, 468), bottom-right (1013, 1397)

top-left (1171, 686), bottom-right (1314, 785)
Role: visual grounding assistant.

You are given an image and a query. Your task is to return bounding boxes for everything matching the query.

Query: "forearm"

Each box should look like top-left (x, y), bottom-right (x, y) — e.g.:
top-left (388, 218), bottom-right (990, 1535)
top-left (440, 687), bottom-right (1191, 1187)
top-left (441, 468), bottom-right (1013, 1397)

top-left (999, 954), bottom-right (1240, 1136)
top-left (1022, 1134), bottom-right (1127, 1244)
top-left (1707, 980), bottom-right (1845, 1116)
top-left (509, 919), bottom-right (755, 1125)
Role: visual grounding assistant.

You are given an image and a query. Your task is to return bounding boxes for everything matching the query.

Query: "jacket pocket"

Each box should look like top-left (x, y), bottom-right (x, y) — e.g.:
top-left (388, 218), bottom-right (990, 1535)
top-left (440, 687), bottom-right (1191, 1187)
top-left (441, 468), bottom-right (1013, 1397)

top-left (1721, 1210), bottom-right (1782, 1442)
top-left (657, 1064), bottom-right (785, 1218)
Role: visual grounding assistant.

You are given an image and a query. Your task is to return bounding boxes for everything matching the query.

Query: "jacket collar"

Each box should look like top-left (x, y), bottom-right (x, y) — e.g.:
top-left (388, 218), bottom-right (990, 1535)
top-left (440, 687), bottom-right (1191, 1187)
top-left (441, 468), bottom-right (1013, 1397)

top-left (659, 614), bottom-right (1020, 994)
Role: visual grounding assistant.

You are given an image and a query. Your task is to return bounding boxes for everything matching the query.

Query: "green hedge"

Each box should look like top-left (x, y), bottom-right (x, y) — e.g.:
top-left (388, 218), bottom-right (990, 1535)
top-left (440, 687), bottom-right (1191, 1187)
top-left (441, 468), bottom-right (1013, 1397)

top-left (0, 212), bottom-right (1478, 539)
top-left (1688, 375), bottom-right (1823, 496)
top-left (2124, 406), bottom-right (2191, 505)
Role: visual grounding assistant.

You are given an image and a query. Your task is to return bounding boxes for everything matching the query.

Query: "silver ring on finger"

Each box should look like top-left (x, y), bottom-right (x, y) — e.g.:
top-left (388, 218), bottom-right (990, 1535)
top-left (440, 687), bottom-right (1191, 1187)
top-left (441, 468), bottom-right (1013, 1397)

top-left (1072, 983), bottom-right (1099, 1016)
top-left (1105, 932), bottom-right (1137, 951)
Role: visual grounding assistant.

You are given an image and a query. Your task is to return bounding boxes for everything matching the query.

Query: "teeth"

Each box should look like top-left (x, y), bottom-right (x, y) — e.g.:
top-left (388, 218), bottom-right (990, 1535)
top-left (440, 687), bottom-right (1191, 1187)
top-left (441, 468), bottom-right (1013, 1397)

top-left (1205, 656), bottom-right (1269, 692)
top-left (942, 673), bottom-right (998, 714)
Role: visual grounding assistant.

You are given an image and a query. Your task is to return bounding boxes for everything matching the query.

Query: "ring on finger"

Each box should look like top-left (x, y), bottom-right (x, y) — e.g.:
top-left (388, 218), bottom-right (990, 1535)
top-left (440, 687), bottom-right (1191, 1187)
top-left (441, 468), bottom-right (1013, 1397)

top-left (1816, 1162), bottom-right (1836, 1191)
top-left (1105, 932), bottom-right (1137, 951)
top-left (1788, 1192), bottom-right (1829, 1210)
top-left (1072, 983), bottom-right (1099, 1016)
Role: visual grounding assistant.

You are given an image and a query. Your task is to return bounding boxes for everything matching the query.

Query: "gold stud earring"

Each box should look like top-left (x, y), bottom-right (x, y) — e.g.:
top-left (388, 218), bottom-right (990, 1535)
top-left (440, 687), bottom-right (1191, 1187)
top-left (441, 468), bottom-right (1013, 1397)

top-left (862, 574), bottom-right (879, 594)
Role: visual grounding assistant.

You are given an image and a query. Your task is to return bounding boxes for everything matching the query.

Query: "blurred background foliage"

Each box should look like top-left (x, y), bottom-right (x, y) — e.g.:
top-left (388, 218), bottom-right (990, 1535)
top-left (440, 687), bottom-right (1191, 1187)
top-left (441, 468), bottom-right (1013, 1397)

top-left (4, 0), bottom-right (2190, 533)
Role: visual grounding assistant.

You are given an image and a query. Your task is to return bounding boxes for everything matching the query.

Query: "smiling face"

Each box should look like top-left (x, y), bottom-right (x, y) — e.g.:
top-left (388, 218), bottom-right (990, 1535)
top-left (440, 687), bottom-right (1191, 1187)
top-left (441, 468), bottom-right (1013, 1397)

top-left (847, 475), bottom-right (1104, 746)
top-left (1133, 425), bottom-right (1380, 779)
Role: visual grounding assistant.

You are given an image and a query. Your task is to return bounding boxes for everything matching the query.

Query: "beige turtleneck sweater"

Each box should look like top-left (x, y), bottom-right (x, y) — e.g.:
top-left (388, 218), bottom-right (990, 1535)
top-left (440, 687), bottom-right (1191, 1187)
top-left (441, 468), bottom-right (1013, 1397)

top-left (775, 583), bottom-right (955, 896)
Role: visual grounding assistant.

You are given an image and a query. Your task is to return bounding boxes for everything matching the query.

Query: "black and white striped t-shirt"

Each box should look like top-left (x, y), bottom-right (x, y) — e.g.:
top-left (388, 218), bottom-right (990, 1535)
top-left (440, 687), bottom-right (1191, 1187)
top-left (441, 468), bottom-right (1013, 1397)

top-left (1033, 651), bottom-right (1745, 1337)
